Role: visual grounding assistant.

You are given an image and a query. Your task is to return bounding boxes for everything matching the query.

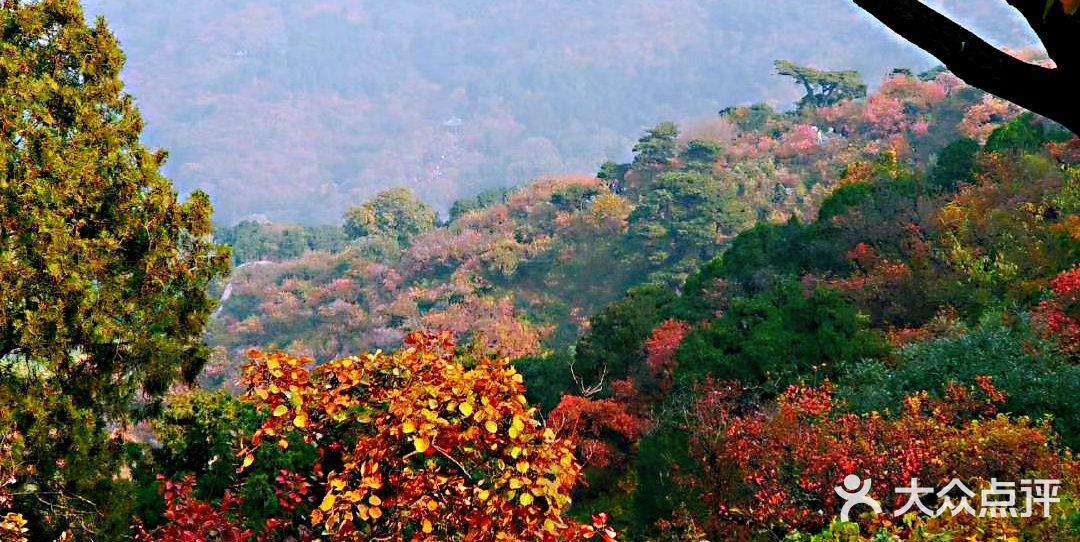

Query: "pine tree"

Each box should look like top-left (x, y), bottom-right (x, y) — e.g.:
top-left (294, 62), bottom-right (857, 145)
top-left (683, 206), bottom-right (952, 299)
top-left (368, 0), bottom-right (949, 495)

top-left (1, 0), bottom-right (229, 534)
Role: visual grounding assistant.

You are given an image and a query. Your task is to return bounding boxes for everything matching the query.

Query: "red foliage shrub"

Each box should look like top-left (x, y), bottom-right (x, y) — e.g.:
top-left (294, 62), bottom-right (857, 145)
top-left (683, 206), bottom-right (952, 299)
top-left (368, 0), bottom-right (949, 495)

top-left (548, 392), bottom-right (651, 469)
top-left (644, 320), bottom-right (692, 392)
top-left (134, 476), bottom-right (255, 542)
top-left (1033, 267), bottom-right (1080, 356)
top-left (686, 378), bottom-right (1078, 539)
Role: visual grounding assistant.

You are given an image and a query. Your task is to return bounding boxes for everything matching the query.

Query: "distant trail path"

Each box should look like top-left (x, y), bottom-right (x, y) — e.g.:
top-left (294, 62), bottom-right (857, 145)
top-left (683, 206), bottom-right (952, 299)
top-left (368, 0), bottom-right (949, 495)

top-left (212, 260), bottom-right (274, 318)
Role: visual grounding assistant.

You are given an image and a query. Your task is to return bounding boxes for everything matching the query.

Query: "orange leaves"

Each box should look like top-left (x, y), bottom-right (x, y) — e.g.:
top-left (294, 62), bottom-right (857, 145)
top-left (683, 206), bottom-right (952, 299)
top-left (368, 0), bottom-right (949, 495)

top-left (319, 494), bottom-right (335, 512)
top-left (412, 436), bottom-right (430, 454)
top-left (239, 331), bottom-right (614, 541)
top-left (0, 512), bottom-right (28, 542)
top-left (459, 401), bottom-right (475, 417)
top-left (292, 413), bottom-right (308, 428)
top-left (508, 416), bottom-right (526, 440)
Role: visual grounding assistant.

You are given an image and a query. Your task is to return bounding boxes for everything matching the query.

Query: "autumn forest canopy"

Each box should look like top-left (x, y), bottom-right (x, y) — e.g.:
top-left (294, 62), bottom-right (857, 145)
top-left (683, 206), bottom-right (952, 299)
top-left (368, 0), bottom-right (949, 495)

top-left (2, 0), bottom-right (1080, 541)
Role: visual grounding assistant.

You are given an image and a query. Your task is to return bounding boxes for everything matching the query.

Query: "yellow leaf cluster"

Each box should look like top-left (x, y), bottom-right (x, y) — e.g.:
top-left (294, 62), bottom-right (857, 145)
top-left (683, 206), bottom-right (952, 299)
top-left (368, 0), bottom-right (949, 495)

top-left (239, 331), bottom-right (604, 541)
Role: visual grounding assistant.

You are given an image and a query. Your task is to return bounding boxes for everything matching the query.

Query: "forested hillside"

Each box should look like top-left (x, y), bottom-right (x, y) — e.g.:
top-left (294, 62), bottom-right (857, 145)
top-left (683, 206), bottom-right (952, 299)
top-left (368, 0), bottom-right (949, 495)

top-left (79, 0), bottom-right (1034, 223)
top-left (198, 64), bottom-right (1080, 540)
top-left (3, 1), bottom-right (1078, 541)
top-left (205, 69), bottom-right (1022, 378)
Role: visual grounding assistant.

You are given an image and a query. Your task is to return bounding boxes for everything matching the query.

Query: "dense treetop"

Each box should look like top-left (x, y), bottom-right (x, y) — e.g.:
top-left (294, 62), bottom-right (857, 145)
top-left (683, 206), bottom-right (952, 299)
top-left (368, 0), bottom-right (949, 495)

top-left (1, 0), bottom-right (229, 406)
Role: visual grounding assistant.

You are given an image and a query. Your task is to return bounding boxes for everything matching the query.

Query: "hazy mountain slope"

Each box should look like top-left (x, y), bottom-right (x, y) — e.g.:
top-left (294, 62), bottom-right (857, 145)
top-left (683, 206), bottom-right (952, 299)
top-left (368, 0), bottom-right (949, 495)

top-left (201, 71), bottom-right (1014, 387)
top-left (80, 0), bottom-right (1033, 223)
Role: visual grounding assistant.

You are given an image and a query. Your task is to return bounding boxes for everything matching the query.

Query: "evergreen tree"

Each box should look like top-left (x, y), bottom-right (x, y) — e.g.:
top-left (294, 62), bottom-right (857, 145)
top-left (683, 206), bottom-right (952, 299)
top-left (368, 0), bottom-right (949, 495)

top-left (679, 140), bottom-right (724, 173)
top-left (0, 1), bottom-right (229, 534)
top-left (631, 121), bottom-right (679, 170)
top-left (775, 60), bottom-right (867, 109)
top-left (629, 171), bottom-right (748, 277)
top-left (930, 137), bottom-right (979, 191)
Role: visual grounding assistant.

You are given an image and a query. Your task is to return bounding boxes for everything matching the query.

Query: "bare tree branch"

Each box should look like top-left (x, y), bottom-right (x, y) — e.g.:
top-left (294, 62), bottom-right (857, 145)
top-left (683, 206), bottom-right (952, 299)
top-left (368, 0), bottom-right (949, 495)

top-left (853, 0), bottom-right (1079, 135)
top-left (568, 359), bottom-right (607, 398)
top-left (1003, 0), bottom-right (1080, 72)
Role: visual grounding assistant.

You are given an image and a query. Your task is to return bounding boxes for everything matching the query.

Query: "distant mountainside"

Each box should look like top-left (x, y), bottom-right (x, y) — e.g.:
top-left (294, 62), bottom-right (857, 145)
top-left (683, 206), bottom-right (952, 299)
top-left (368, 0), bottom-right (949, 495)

top-left (201, 69), bottom-right (1029, 387)
top-left (80, 0), bottom-right (1034, 223)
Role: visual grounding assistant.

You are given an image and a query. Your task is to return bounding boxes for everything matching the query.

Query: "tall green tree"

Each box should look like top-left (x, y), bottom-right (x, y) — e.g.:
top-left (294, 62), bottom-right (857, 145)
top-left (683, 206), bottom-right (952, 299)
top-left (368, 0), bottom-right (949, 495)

top-left (930, 137), bottom-right (979, 191)
top-left (629, 171), bottom-right (748, 278)
top-left (675, 281), bottom-right (889, 389)
top-left (679, 140), bottom-right (723, 171)
top-left (631, 121), bottom-right (679, 170)
top-left (1, 0), bottom-right (229, 534)
top-left (448, 186), bottom-right (514, 220)
top-left (343, 187), bottom-right (438, 244)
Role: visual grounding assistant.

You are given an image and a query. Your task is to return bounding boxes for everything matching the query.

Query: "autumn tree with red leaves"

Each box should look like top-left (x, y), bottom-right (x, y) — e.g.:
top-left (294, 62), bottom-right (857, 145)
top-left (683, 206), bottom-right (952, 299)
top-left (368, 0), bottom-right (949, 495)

top-left (547, 383), bottom-right (651, 469)
top-left (687, 378), bottom-right (1079, 540)
top-left (133, 476), bottom-right (256, 542)
top-left (1033, 267), bottom-right (1080, 357)
top-left (644, 320), bottom-right (692, 392)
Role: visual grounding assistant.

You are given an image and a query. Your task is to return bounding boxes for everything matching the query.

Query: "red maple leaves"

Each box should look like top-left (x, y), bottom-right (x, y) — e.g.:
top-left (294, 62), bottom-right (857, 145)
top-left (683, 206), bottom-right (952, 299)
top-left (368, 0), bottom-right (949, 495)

top-left (134, 476), bottom-right (255, 542)
top-left (1033, 267), bottom-right (1080, 356)
top-left (644, 320), bottom-right (692, 392)
top-left (686, 378), bottom-right (1077, 539)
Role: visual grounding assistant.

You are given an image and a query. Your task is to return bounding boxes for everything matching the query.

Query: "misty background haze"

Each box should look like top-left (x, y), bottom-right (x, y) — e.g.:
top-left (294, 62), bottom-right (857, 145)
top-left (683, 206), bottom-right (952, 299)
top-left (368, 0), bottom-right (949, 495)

top-left (80, 0), bottom-right (1036, 224)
